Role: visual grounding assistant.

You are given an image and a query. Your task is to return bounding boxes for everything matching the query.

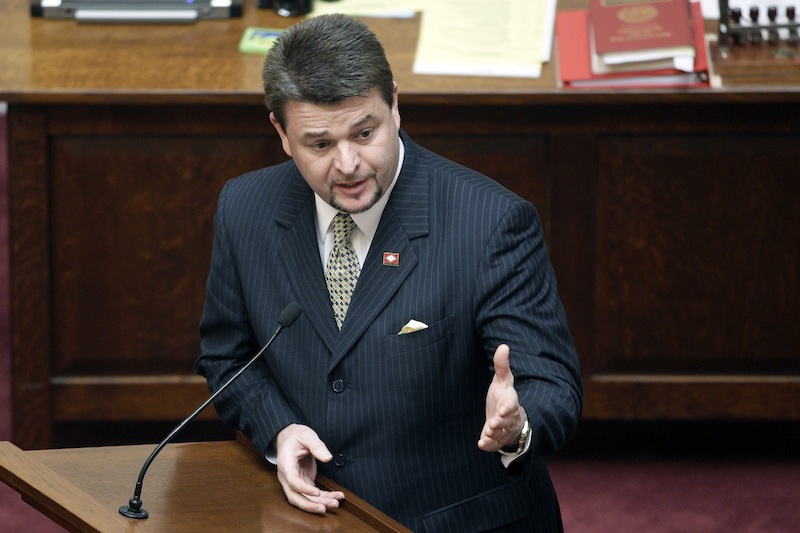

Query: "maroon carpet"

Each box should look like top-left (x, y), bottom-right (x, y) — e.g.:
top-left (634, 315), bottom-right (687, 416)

top-left (1, 112), bottom-right (799, 532)
top-left (550, 458), bottom-right (800, 532)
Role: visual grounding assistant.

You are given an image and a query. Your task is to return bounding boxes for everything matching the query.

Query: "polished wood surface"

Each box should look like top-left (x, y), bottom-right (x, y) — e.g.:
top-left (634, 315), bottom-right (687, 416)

top-left (0, 0), bottom-right (556, 103)
top-left (0, 439), bottom-right (411, 532)
top-left (1, 0), bottom-right (798, 450)
top-left (2, 0), bottom-right (800, 103)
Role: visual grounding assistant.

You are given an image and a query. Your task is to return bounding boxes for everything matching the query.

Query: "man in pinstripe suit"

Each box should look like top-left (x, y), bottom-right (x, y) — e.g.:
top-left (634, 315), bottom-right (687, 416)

top-left (196, 13), bottom-right (582, 532)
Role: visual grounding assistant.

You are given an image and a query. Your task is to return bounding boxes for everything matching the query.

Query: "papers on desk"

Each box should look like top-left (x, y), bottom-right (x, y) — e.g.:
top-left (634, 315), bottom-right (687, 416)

top-left (310, 0), bottom-right (425, 18)
top-left (413, 0), bottom-right (556, 78)
top-left (306, 0), bottom-right (555, 79)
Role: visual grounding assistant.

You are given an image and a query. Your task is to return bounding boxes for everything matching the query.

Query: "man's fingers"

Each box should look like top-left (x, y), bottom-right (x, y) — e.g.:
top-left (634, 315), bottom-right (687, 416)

top-left (285, 490), bottom-right (328, 514)
top-left (286, 491), bottom-right (345, 514)
top-left (492, 343), bottom-right (512, 383)
top-left (478, 420), bottom-right (516, 451)
top-left (479, 344), bottom-right (523, 453)
top-left (310, 442), bottom-right (334, 463)
top-left (277, 468), bottom-right (319, 497)
top-left (487, 396), bottom-right (518, 419)
top-left (477, 430), bottom-right (504, 451)
top-left (279, 470), bottom-right (345, 514)
top-left (309, 491), bottom-right (346, 508)
top-left (277, 472), bottom-right (345, 513)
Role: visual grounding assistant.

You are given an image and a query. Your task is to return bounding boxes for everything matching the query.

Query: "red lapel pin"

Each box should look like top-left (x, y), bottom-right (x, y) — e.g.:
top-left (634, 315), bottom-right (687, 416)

top-left (383, 252), bottom-right (399, 267)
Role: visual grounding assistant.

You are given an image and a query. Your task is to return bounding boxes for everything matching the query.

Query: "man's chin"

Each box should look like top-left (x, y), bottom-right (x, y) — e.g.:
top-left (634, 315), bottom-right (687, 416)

top-left (331, 188), bottom-right (383, 214)
top-left (332, 200), bottom-right (372, 214)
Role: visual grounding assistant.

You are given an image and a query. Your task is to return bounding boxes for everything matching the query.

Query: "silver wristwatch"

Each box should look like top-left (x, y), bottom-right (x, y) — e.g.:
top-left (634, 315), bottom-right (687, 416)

top-left (500, 419), bottom-right (531, 455)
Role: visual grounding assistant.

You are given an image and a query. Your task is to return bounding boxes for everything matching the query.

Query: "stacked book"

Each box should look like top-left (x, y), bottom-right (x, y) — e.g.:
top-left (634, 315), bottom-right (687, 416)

top-left (557, 0), bottom-right (709, 88)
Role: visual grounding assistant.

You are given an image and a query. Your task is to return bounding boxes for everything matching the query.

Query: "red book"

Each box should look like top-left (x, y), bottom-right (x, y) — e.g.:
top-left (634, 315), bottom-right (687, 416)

top-left (556, 1), bottom-right (708, 88)
top-left (589, 0), bottom-right (695, 65)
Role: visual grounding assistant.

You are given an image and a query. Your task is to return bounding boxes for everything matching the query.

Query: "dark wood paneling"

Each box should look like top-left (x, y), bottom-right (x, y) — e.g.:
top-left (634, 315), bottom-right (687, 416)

top-left (9, 105), bottom-right (289, 448)
top-left (51, 378), bottom-right (218, 421)
top-left (10, 99), bottom-right (800, 449)
top-left (8, 107), bottom-right (53, 449)
top-left (584, 380), bottom-right (800, 419)
top-left (594, 134), bottom-right (800, 376)
top-left (50, 134), bottom-right (271, 376)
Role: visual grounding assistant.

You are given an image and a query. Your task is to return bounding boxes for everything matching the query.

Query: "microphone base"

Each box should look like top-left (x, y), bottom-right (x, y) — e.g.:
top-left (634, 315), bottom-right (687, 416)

top-left (119, 505), bottom-right (149, 519)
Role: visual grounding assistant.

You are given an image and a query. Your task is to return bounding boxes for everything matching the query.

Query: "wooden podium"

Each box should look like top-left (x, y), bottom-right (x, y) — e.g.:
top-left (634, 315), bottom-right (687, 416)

top-left (0, 437), bottom-right (411, 532)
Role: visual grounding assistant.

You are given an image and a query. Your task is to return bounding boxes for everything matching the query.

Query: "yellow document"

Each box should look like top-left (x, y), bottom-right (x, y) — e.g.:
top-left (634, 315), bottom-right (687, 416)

top-left (413, 0), bottom-right (555, 78)
top-left (311, 0), bottom-right (425, 18)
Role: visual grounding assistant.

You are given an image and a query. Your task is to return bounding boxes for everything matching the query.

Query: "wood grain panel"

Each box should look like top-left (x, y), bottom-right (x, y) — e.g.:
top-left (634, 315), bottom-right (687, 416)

top-left (8, 107), bottom-right (54, 449)
top-left (594, 134), bottom-right (800, 376)
top-left (584, 379), bottom-right (800, 419)
top-left (50, 134), bottom-right (274, 376)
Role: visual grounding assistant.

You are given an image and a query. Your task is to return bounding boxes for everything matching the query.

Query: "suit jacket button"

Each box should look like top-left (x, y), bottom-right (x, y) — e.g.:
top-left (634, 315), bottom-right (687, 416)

top-left (334, 453), bottom-right (346, 467)
top-left (332, 378), bottom-right (345, 393)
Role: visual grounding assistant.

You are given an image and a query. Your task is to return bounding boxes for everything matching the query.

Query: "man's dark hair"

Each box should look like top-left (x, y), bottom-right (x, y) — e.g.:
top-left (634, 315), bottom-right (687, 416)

top-left (262, 14), bottom-right (395, 130)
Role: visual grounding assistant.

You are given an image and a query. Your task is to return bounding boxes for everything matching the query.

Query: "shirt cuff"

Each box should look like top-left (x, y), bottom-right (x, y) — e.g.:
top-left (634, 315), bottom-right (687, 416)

top-left (497, 420), bottom-right (532, 468)
top-left (265, 439), bottom-right (277, 465)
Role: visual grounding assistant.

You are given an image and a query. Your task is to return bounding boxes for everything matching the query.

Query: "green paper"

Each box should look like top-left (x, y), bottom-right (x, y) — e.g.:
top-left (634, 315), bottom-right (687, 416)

top-left (239, 27), bottom-right (283, 55)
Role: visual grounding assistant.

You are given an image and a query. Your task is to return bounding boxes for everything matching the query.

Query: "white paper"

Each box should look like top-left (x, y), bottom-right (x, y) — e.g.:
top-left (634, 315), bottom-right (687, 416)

top-left (413, 0), bottom-right (554, 78)
top-left (311, 0), bottom-right (425, 18)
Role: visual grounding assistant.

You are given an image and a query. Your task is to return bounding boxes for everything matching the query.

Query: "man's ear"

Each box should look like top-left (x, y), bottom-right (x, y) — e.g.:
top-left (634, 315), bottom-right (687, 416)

top-left (391, 81), bottom-right (401, 130)
top-left (269, 112), bottom-right (292, 157)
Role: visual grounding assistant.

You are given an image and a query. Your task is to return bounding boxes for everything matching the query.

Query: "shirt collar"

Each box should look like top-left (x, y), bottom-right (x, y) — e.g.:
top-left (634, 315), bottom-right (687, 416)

top-left (315, 136), bottom-right (405, 241)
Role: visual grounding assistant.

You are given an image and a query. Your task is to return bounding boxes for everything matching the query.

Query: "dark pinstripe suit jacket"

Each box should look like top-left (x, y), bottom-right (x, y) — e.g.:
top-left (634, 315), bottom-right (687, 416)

top-left (196, 131), bottom-right (582, 532)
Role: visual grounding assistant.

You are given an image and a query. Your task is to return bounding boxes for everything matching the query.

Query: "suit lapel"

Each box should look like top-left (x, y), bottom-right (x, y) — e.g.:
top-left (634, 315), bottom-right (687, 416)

top-left (276, 178), bottom-right (339, 352)
top-left (329, 205), bottom-right (417, 369)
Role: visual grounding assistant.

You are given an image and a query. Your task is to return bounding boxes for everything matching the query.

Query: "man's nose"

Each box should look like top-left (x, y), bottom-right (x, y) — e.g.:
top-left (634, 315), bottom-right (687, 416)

top-left (334, 142), bottom-right (360, 174)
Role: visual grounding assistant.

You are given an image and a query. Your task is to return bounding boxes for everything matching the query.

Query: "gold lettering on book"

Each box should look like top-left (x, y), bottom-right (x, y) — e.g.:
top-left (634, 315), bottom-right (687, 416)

top-left (617, 6), bottom-right (659, 23)
top-left (601, 0), bottom-right (672, 7)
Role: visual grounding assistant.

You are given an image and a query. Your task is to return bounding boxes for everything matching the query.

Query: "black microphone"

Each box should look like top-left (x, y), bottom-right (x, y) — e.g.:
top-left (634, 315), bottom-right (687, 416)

top-left (119, 302), bottom-right (303, 519)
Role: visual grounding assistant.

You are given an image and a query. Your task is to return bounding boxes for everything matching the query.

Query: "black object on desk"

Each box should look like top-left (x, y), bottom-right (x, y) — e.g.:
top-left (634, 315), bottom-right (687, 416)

top-left (31, 0), bottom-right (243, 23)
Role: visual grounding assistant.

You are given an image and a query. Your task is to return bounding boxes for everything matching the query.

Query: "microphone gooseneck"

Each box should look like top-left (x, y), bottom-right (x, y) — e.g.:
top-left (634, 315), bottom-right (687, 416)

top-left (119, 302), bottom-right (303, 519)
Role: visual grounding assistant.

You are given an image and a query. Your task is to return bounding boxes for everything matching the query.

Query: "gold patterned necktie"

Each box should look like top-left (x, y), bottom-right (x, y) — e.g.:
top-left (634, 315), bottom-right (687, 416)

top-left (326, 213), bottom-right (361, 329)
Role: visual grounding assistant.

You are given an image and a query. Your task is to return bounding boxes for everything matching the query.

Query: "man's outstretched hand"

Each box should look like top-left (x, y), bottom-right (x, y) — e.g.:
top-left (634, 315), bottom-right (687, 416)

top-left (478, 344), bottom-right (527, 452)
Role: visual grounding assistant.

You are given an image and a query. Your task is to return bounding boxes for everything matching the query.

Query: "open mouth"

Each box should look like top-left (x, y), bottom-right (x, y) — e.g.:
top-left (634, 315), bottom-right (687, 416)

top-left (335, 177), bottom-right (369, 197)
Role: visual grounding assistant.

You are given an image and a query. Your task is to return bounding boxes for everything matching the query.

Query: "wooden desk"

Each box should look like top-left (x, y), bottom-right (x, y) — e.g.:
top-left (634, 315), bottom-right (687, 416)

top-left (1, 0), bottom-right (798, 449)
top-left (0, 438), bottom-right (410, 532)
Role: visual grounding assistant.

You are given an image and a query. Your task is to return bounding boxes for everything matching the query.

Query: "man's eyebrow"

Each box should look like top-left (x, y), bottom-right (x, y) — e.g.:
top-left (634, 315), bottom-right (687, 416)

top-left (301, 114), bottom-right (377, 140)
top-left (352, 114), bottom-right (375, 128)
top-left (302, 129), bottom-right (329, 140)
